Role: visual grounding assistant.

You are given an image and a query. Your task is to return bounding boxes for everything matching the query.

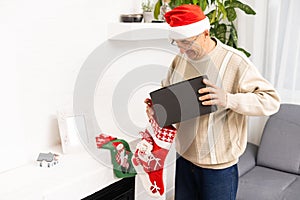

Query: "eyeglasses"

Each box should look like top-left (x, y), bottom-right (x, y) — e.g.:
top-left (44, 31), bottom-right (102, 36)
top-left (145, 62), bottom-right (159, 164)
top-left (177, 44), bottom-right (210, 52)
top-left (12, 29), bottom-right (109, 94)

top-left (170, 34), bottom-right (200, 49)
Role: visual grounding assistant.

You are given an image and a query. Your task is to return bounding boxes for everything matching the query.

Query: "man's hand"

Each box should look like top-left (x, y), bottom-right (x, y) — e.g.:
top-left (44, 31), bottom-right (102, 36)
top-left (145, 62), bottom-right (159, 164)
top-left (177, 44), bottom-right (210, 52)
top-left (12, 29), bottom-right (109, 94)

top-left (198, 79), bottom-right (227, 107)
top-left (144, 98), bottom-right (155, 119)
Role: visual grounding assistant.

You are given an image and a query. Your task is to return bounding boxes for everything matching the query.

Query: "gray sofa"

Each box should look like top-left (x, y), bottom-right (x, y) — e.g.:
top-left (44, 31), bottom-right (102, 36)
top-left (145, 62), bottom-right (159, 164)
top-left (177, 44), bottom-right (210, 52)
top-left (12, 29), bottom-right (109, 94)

top-left (237, 104), bottom-right (300, 200)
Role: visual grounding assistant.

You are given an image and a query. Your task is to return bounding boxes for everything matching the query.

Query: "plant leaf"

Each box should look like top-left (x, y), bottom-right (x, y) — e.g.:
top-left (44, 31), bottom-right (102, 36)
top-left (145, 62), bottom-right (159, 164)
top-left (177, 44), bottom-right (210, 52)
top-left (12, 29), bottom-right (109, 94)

top-left (206, 10), bottom-right (214, 20)
top-left (230, 26), bottom-right (238, 47)
top-left (237, 47), bottom-right (251, 57)
top-left (225, 0), bottom-right (237, 6)
top-left (209, 27), bottom-right (216, 37)
top-left (211, 9), bottom-right (217, 23)
top-left (154, 0), bottom-right (162, 20)
top-left (206, 9), bottom-right (217, 24)
top-left (199, 0), bottom-right (208, 11)
top-left (227, 34), bottom-right (234, 47)
top-left (215, 23), bottom-right (227, 43)
top-left (224, 0), bottom-right (230, 7)
top-left (231, 1), bottom-right (256, 15)
top-left (228, 28), bottom-right (238, 48)
top-left (170, 0), bottom-right (180, 7)
top-left (226, 7), bottom-right (236, 21)
top-left (217, 1), bottom-right (227, 19)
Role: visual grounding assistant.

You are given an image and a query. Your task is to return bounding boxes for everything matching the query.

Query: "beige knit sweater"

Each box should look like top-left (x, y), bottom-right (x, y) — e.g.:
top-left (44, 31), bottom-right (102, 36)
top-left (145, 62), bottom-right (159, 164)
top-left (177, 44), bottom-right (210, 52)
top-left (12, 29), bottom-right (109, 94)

top-left (162, 39), bottom-right (280, 169)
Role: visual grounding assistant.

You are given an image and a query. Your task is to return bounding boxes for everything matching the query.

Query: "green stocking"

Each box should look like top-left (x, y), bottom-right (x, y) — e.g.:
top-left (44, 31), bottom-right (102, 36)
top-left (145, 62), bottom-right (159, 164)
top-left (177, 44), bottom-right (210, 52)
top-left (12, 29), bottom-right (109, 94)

top-left (96, 134), bottom-right (136, 178)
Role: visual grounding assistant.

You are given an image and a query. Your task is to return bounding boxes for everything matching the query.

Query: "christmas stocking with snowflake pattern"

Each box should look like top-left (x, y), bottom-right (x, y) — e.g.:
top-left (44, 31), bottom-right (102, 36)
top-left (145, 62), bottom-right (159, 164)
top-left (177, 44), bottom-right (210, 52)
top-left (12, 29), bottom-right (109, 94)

top-left (132, 99), bottom-right (177, 197)
top-left (96, 133), bottom-right (136, 178)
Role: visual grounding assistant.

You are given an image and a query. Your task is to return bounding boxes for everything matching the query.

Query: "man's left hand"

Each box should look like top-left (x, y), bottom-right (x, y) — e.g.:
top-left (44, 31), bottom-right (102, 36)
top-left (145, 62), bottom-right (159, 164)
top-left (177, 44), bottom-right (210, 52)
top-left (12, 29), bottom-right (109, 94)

top-left (198, 79), bottom-right (227, 107)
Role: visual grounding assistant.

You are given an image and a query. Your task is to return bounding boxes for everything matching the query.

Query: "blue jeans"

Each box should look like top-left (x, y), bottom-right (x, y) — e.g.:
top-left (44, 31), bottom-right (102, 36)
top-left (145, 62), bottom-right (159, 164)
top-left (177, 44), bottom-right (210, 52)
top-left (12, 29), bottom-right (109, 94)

top-left (175, 155), bottom-right (238, 200)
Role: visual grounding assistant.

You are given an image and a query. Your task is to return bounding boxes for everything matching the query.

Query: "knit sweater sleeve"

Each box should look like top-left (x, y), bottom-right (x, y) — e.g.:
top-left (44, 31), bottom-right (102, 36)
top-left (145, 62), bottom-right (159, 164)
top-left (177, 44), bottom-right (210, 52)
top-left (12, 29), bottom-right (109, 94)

top-left (225, 62), bottom-right (280, 116)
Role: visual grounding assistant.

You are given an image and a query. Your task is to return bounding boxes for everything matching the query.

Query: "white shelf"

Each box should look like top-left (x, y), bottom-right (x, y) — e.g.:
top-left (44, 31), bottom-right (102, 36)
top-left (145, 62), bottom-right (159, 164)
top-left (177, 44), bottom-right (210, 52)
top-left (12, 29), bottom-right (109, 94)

top-left (107, 22), bottom-right (170, 40)
top-left (0, 146), bottom-right (119, 200)
top-left (0, 141), bottom-right (169, 200)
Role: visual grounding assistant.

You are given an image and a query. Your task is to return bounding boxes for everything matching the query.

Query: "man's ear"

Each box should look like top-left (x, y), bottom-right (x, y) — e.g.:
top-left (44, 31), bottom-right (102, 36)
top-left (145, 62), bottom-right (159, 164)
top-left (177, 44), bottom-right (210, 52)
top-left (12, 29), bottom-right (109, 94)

top-left (203, 30), bottom-right (210, 37)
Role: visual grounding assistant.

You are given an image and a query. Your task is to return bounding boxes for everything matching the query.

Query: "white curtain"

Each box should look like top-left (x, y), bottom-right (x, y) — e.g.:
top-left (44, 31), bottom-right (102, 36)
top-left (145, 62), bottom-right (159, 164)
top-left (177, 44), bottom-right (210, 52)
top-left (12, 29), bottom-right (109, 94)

top-left (237, 0), bottom-right (300, 144)
top-left (264, 0), bottom-right (300, 104)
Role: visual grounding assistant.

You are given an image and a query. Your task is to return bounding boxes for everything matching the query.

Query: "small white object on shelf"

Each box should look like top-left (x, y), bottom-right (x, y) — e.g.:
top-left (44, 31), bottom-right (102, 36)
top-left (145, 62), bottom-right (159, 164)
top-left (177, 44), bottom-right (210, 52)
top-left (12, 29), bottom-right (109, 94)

top-left (57, 108), bottom-right (86, 154)
top-left (143, 11), bottom-right (154, 23)
top-left (36, 152), bottom-right (59, 168)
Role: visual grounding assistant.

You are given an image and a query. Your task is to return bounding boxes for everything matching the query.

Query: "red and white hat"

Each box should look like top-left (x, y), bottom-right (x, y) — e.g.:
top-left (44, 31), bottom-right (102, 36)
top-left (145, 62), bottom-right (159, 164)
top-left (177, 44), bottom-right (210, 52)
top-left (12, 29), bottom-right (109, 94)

top-left (164, 4), bottom-right (210, 40)
top-left (112, 142), bottom-right (124, 150)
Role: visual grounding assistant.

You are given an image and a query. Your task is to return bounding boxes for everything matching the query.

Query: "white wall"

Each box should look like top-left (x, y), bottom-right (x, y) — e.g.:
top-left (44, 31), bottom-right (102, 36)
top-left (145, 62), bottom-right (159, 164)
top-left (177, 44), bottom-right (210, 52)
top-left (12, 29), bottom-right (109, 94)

top-left (0, 0), bottom-right (144, 172)
top-left (0, 0), bottom-right (271, 172)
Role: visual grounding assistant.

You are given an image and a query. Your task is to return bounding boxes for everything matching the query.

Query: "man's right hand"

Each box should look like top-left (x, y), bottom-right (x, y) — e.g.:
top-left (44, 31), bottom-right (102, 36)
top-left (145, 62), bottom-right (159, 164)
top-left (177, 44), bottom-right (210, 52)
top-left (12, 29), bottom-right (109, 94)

top-left (144, 98), bottom-right (155, 119)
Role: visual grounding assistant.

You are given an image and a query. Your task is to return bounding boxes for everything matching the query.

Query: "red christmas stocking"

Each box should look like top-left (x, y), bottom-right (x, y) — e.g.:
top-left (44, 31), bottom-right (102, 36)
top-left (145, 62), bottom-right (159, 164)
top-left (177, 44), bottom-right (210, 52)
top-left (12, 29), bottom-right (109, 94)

top-left (132, 104), bottom-right (177, 197)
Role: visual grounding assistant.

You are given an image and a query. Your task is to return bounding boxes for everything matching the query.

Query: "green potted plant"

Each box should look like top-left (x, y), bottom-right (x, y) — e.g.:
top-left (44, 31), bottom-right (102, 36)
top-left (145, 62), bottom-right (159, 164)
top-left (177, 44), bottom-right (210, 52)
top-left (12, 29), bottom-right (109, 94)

top-left (142, 0), bottom-right (154, 23)
top-left (154, 0), bottom-right (256, 56)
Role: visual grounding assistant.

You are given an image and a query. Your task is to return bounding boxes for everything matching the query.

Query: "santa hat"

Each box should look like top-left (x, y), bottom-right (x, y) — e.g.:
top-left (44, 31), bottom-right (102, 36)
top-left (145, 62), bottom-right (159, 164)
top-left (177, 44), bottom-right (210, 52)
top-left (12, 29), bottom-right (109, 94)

top-left (112, 142), bottom-right (124, 150)
top-left (164, 4), bottom-right (210, 40)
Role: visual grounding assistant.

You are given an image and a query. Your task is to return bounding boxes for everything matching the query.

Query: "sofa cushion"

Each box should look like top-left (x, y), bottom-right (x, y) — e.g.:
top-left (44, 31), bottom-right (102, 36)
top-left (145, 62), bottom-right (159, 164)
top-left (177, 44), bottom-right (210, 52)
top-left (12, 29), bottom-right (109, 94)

top-left (282, 176), bottom-right (300, 200)
top-left (238, 143), bottom-right (258, 177)
top-left (257, 104), bottom-right (300, 175)
top-left (237, 166), bottom-right (297, 200)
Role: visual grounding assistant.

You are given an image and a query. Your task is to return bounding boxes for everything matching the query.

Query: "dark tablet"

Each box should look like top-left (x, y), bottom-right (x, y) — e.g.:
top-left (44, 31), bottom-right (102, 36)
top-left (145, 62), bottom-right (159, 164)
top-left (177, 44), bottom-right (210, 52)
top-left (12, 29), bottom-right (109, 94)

top-left (150, 75), bottom-right (217, 127)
